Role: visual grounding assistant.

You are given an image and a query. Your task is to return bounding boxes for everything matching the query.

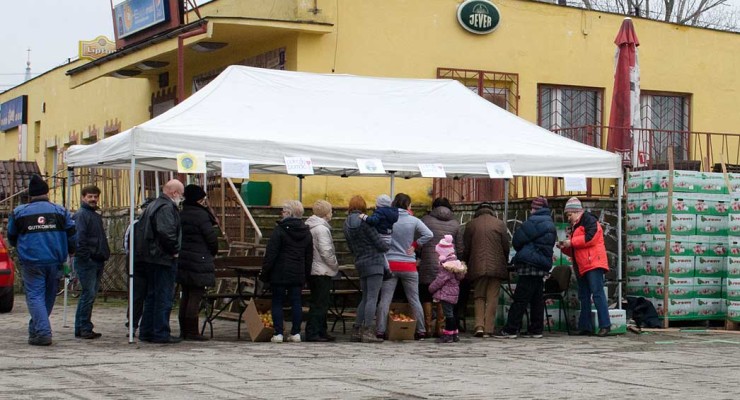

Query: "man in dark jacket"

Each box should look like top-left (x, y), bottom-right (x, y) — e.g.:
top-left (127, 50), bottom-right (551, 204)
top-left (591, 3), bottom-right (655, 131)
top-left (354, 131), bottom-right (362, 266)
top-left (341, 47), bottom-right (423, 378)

top-left (7, 175), bottom-right (76, 346)
top-left (494, 197), bottom-right (556, 339)
top-left (261, 200), bottom-right (313, 343)
top-left (73, 185), bottom-right (111, 339)
top-left (135, 179), bottom-right (184, 344)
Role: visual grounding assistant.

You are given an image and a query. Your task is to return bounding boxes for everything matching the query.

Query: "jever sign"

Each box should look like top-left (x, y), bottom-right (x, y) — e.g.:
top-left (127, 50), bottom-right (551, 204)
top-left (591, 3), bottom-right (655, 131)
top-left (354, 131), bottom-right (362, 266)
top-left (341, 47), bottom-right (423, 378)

top-left (457, 0), bottom-right (501, 35)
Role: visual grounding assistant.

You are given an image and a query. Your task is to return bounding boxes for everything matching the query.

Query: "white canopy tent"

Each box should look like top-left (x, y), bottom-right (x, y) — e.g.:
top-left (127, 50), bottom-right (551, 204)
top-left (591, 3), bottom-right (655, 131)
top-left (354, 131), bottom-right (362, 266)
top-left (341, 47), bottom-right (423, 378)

top-left (67, 66), bottom-right (621, 177)
top-left (66, 66), bottom-right (624, 342)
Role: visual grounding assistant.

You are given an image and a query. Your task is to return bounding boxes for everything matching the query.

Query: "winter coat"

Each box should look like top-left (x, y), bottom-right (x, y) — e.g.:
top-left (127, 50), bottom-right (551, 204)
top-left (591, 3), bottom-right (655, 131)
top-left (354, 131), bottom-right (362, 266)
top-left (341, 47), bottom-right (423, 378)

top-left (134, 193), bottom-right (181, 267)
top-left (387, 209), bottom-right (433, 264)
top-left (305, 215), bottom-right (339, 277)
top-left (176, 203), bottom-right (219, 287)
top-left (261, 217), bottom-right (313, 286)
top-left (511, 207), bottom-right (557, 273)
top-left (7, 198), bottom-right (76, 266)
top-left (343, 211), bottom-right (389, 278)
top-left (429, 257), bottom-right (466, 304)
top-left (418, 206), bottom-right (463, 284)
top-left (364, 206), bottom-right (399, 235)
top-left (460, 209), bottom-right (510, 281)
top-left (561, 211), bottom-right (609, 277)
top-left (73, 202), bottom-right (111, 263)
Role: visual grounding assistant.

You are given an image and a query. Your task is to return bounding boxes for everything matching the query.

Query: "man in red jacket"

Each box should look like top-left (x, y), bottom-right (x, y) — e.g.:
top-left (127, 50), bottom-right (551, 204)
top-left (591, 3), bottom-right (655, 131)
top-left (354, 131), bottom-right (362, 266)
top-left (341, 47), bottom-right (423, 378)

top-left (558, 197), bottom-right (611, 337)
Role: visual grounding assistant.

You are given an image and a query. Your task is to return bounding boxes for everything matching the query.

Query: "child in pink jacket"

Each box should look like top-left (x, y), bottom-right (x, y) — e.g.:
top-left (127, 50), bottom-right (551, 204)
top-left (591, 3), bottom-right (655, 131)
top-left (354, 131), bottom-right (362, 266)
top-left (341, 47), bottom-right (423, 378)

top-left (429, 235), bottom-right (467, 343)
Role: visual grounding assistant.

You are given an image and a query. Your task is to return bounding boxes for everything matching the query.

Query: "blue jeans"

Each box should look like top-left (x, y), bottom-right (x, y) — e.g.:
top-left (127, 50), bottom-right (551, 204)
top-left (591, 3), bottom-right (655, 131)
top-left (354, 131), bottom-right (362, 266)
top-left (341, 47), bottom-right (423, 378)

top-left (355, 274), bottom-right (383, 328)
top-left (577, 269), bottom-right (611, 331)
top-left (21, 262), bottom-right (60, 339)
top-left (139, 261), bottom-right (177, 341)
top-left (271, 285), bottom-right (303, 336)
top-left (74, 258), bottom-right (104, 335)
top-left (376, 271), bottom-right (426, 334)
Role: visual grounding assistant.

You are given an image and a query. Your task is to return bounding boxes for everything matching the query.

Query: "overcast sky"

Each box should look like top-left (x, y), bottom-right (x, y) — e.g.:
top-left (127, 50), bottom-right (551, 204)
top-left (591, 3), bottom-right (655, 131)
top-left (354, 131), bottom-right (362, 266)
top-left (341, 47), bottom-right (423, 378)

top-left (1, 0), bottom-right (738, 92)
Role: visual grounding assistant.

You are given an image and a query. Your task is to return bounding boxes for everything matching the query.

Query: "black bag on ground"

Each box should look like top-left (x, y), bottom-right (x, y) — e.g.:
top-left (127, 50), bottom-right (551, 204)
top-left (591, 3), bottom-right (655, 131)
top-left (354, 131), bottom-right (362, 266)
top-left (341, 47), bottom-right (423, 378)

top-left (625, 296), bottom-right (661, 328)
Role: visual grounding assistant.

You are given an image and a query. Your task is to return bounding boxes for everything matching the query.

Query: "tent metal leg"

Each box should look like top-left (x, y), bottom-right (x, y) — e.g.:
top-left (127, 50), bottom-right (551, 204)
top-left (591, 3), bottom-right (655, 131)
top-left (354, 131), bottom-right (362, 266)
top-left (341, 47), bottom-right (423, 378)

top-left (389, 171), bottom-right (396, 198)
top-left (155, 172), bottom-right (160, 198)
top-left (503, 178), bottom-right (509, 229)
top-left (129, 156), bottom-right (136, 344)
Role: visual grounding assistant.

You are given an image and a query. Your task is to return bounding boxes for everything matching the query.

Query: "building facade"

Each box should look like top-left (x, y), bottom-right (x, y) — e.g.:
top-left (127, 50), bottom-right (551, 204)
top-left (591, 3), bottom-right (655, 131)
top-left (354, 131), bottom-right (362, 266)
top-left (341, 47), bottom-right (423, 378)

top-left (1, 0), bottom-right (739, 208)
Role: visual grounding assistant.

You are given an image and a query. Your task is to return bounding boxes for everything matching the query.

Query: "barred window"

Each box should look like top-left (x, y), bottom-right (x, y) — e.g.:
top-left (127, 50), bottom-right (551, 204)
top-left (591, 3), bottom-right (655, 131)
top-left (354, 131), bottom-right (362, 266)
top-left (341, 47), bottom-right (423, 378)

top-left (437, 68), bottom-right (519, 114)
top-left (538, 85), bottom-right (603, 147)
top-left (640, 92), bottom-right (690, 162)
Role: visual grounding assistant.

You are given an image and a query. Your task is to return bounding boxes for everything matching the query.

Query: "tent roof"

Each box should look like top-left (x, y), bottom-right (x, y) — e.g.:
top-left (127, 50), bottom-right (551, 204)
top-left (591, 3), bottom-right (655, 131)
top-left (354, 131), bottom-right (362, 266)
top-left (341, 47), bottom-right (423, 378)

top-left (66, 66), bottom-right (622, 178)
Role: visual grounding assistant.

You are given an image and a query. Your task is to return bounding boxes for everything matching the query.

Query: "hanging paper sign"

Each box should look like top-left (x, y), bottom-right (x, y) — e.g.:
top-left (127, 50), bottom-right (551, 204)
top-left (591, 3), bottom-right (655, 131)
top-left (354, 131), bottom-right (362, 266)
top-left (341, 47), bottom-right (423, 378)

top-left (221, 158), bottom-right (250, 179)
top-left (486, 162), bottom-right (513, 179)
top-left (356, 159), bottom-right (385, 174)
top-left (284, 156), bottom-right (314, 175)
top-left (418, 163), bottom-right (447, 178)
top-left (564, 174), bottom-right (587, 191)
top-left (176, 152), bottom-right (206, 174)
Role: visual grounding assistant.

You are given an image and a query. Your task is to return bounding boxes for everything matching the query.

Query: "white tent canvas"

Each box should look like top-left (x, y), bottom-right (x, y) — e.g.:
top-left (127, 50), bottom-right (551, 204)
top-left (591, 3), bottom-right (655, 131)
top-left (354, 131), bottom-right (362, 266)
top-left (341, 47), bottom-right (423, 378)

top-left (67, 66), bottom-right (621, 178)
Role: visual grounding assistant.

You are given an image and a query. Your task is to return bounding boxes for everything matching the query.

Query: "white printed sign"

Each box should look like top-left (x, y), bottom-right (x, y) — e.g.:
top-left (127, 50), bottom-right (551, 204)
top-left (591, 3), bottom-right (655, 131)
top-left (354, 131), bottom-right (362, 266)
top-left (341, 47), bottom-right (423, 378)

top-left (486, 162), bottom-right (513, 179)
top-left (284, 156), bottom-right (314, 175)
top-left (176, 152), bottom-right (206, 174)
top-left (221, 158), bottom-right (250, 179)
top-left (564, 174), bottom-right (587, 191)
top-left (418, 163), bottom-right (446, 178)
top-left (357, 159), bottom-right (385, 174)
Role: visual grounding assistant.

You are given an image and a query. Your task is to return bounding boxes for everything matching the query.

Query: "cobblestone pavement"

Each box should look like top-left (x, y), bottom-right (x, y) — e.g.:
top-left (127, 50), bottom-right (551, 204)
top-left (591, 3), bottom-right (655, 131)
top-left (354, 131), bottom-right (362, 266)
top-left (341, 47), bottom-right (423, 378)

top-left (1, 295), bottom-right (739, 399)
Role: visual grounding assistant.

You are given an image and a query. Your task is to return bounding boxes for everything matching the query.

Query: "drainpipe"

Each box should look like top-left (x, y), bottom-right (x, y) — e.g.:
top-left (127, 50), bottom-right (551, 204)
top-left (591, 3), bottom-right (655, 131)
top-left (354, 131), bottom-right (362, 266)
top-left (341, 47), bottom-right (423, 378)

top-left (176, 22), bottom-right (207, 103)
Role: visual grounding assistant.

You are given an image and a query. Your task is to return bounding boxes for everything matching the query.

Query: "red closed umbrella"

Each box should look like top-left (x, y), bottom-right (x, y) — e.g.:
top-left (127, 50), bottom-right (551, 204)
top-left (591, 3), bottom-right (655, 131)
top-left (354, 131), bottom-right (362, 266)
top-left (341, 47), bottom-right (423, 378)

top-left (607, 17), bottom-right (641, 167)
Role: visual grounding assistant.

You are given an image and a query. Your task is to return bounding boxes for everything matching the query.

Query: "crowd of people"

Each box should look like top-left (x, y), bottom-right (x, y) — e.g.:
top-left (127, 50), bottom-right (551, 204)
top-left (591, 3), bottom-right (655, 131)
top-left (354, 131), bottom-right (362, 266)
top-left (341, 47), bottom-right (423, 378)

top-left (6, 174), bottom-right (612, 346)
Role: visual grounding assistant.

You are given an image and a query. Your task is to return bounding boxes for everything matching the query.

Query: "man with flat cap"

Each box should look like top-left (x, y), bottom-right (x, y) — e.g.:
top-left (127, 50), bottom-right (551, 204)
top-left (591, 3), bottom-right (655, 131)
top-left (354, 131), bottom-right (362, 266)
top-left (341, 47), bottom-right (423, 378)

top-left (7, 174), bottom-right (76, 346)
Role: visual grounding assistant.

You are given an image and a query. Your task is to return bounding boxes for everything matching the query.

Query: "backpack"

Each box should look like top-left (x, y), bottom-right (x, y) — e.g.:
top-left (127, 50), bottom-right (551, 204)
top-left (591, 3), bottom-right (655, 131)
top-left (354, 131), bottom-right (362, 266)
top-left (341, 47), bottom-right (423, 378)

top-left (625, 296), bottom-right (661, 328)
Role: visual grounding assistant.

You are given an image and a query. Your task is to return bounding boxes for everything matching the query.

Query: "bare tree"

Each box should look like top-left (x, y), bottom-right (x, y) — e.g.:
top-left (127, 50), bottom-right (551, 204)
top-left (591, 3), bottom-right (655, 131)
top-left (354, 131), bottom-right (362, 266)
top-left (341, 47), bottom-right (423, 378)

top-left (552, 0), bottom-right (739, 31)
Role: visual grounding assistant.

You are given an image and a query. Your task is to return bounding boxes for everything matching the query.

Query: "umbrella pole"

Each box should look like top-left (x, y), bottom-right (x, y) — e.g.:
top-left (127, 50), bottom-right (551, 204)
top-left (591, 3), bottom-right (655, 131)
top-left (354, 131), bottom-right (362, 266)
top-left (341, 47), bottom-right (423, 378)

top-left (128, 156), bottom-right (136, 344)
top-left (617, 175), bottom-right (624, 309)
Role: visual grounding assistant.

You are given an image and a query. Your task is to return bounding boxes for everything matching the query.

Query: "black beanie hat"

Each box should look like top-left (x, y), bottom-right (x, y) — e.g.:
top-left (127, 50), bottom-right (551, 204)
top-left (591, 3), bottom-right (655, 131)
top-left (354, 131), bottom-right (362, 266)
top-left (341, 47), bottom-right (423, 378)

top-left (28, 174), bottom-right (49, 196)
top-left (183, 184), bottom-right (206, 203)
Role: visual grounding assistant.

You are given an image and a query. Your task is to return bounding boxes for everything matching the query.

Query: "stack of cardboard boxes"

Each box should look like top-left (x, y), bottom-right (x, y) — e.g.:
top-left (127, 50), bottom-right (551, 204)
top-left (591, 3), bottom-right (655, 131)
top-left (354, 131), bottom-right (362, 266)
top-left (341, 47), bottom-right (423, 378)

top-left (626, 170), bottom-right (740, 321)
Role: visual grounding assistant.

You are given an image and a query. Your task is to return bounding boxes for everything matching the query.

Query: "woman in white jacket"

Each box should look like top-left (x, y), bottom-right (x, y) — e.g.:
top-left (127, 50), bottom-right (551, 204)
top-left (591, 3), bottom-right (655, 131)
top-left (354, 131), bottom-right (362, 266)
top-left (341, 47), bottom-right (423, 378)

top-left (304, 200), bottom-right (340, 342)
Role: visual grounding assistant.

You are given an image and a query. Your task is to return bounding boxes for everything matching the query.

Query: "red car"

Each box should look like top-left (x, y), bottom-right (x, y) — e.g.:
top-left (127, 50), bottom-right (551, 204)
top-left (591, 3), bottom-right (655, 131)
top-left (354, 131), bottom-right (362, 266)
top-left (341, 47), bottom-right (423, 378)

top-left (0, 235), bottom-right (14, 313)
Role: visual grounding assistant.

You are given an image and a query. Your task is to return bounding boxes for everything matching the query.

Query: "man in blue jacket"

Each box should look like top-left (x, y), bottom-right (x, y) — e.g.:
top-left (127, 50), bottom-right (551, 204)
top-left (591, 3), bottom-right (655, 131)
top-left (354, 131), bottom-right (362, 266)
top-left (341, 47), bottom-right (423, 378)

top-left (494, 196), bottom-right (556, 339)
top-left (7, 174), bottom-right (76, 346)
top-left (73, 185), bottom-right (110, 339)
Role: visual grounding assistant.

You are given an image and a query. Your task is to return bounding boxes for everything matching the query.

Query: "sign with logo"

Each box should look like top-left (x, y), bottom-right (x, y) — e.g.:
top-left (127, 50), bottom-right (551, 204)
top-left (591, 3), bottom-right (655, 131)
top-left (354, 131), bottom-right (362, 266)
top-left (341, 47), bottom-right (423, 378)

top-left (284, 156), bottom-right (314, 175)
top-left (457, 0), bottom-right (501, 35)
top-left (79, 36), bottom-right (116, 60)
top-left (177, 152), bottom-right (206, 174)
top-left (0, 95), bottom-right (28, 131)
top-left (486, 161), bottom-right (513, 179)
top-left (356, 159), bottom-right (385, 174)
top-left (221, 158), bottom-right (250, 179)
top-left (418, 163), bottom-right (447, 178)
top-left (114, 0), bottom-right (168, 39)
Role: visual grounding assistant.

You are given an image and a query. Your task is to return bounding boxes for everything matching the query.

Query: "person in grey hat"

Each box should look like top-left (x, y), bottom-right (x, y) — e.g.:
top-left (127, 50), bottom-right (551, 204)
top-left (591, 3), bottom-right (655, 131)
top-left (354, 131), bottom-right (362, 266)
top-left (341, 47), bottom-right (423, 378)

top-left (361, 194), bottom-right (398, 279)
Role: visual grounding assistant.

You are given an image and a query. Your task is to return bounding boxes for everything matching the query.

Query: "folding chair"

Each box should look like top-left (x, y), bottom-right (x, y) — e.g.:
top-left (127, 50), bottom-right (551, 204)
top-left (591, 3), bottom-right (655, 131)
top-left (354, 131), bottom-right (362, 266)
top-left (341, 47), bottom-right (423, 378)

top-left (543, 265), bottom-right (572, 335)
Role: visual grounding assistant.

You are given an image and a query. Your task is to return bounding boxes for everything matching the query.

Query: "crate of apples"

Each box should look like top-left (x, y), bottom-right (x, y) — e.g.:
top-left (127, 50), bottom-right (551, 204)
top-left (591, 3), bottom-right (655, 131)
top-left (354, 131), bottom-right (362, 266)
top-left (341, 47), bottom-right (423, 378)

top-left (389, 310), bottom-right (415, 322)
top-left (259, 312), bottom-right (273, 328)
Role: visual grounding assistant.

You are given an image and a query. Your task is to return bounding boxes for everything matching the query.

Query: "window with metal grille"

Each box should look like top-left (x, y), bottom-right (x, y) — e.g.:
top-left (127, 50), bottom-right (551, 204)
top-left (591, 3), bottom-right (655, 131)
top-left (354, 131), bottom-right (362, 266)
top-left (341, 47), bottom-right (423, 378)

top-left (640, 92), bottom-right (690, 162)
top-left (437, 68), bottom-right (519, 114)
top-left (538, 85), bottom-right (603, 147)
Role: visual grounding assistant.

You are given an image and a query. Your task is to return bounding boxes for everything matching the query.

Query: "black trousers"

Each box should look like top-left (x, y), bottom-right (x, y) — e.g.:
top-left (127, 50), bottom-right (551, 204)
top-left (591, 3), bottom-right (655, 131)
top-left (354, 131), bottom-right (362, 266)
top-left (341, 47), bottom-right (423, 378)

top-left (503, 275), bottom-right (544, 334)
top-left (305, 275), bottom-right (332, 339)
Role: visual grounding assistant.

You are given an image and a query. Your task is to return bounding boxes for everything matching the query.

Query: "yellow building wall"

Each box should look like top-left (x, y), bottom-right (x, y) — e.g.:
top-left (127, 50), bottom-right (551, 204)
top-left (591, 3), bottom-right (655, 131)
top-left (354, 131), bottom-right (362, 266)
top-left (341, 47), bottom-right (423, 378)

top-left (3, 0), bottom-right (740, 207)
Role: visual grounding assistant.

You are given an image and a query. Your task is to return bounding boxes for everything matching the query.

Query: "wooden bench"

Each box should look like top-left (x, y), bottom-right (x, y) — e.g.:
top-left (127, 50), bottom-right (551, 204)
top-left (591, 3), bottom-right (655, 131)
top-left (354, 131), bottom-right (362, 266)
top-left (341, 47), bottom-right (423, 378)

top-left (200, 256), bottom-right (263, 339)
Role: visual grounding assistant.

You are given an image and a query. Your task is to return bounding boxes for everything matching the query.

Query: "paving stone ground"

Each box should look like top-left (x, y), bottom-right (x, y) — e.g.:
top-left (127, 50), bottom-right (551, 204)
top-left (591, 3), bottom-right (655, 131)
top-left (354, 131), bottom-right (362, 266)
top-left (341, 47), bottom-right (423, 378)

top-left (1, 295), bottom-right (739, 399)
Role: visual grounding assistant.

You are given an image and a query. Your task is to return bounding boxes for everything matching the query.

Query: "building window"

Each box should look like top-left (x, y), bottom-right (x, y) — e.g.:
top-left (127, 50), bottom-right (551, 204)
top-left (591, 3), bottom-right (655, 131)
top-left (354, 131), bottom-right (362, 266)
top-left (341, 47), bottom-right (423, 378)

top-left (437, 68), bottom-right (519, 114)
top-left (538, 84), bottom-right (603, 147)
top-left (640, 92), bottom-right (690, 162)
